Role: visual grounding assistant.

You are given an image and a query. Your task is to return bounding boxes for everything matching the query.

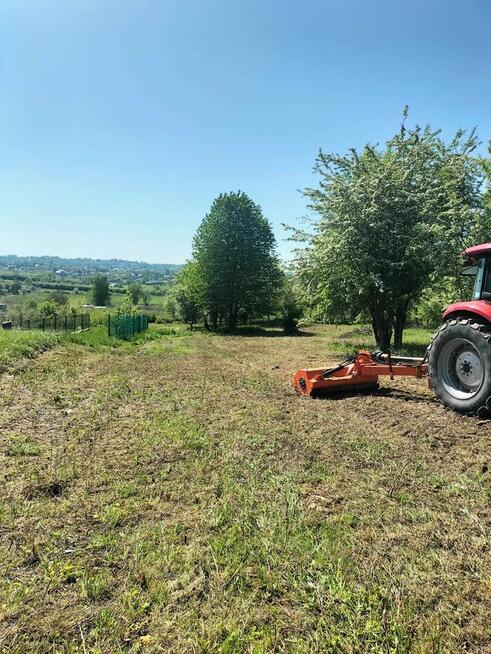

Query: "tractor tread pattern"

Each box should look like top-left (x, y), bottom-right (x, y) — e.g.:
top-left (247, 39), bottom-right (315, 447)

top-left (426, 317), bottom-right (491, 416)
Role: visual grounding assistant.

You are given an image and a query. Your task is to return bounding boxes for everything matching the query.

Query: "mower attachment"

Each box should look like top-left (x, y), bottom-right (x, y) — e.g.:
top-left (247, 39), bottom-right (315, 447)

top-left (293, 350), bottom-right (428, 398)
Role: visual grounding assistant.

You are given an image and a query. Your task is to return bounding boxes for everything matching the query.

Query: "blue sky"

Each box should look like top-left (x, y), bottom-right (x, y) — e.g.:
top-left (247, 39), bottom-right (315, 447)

top-left (1, 0), bottom-right (490, 264)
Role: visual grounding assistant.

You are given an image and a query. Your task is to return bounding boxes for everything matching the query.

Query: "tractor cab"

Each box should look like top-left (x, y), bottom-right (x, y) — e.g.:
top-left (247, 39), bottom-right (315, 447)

top-left (461, 243), bottom-right (491, 301)
top-left (444, 243), bottom-right (491, 324)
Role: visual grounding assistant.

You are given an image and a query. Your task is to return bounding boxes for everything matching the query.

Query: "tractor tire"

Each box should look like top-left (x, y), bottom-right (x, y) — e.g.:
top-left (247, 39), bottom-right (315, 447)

top-left (427, 318), bottom-right (491, 416)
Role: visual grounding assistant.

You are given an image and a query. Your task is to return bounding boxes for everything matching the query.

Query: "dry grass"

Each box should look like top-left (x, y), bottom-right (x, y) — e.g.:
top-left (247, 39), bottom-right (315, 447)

top-left (0, 325), bottom-right (490, 653)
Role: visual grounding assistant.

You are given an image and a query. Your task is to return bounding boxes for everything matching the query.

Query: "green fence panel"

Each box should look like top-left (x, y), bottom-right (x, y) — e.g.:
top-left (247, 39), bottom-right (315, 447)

top-left (107, 313), bottom-right (149, 338)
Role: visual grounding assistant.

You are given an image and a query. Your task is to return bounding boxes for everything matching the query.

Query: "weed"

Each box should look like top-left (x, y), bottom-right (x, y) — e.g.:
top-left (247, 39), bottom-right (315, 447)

top-left (6, 435), bottom-right (41, 457)
top-left (81, 572), bottom-right (111, 600)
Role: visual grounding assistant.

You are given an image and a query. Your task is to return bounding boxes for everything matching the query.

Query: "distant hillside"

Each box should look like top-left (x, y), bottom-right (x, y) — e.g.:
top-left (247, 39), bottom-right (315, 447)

top-left (0, 254), bottom-right (183, 275)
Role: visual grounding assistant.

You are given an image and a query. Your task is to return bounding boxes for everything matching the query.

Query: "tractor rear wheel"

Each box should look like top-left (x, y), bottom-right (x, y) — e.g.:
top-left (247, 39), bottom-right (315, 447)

top-left (427, 318), bottom-right (491, 416)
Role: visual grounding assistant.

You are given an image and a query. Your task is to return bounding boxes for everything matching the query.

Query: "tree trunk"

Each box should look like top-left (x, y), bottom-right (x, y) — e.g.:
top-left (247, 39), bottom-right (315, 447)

top-left (371, 308), bottom-right (392, 352)
top-left (393, 300), bottom-right (409, 351)
top-left (393, 317), bottom-right (405, 350)
top-left (371, 316), bottom-right (380, 346)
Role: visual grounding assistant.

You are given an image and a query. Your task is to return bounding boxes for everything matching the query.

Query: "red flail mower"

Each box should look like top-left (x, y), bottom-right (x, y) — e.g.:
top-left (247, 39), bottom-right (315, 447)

top-left (293, 242), bottom-right (491, 417)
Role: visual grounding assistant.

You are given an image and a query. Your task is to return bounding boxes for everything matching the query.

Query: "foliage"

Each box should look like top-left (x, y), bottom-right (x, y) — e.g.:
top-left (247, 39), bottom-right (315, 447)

top-left (38, 301), bottom-right (59, 318)
top-left (165, 296), bottom-right (177, 320)
top-left (128, 283), bottom-right (141, 305)
top-left (175, 263), bottom-right (202, 329)
top-left (141, 290), bottom-right (150, 307)
top-left (280, 277), bottom-right (304, 333)
top-left (190, 191), bottom-right (282, 330)
top-left (48, 290), bottom-right (69, 306)
top-left (8, 280), bottom-right (21, 295)
top-left (117, 295), bottom-right (137, 317)
top-left (298, 112), bottom-right (485, 350)
top-left (92, 275), bottom-right (111, 307)
top-left (414, 274), bottom-right (474, 327)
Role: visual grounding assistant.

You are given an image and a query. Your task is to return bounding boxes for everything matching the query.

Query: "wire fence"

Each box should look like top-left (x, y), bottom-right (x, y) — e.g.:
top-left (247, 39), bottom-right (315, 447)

top-left (5, 313), bottom-right (91, 332)
top-left (107, 313), bottom-right (149, 339)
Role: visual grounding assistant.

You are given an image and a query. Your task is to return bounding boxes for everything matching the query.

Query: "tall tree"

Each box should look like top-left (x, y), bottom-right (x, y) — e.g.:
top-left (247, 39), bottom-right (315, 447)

top-left (91, 274), bottom-right (110, 306)
top-left (192, 192), bottom-right (282, 330)
top-left (298, 115), bottom-right (483, 350)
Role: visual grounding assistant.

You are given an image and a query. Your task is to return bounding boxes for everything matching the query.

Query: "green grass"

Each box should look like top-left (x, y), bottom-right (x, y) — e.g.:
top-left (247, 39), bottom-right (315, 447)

top-left (323, 324), bottom-right (435, 357)
top-left (0, 323), bottom-right (187, 367)
top-left (0, 329), bottom-right (61, 370)
top-left (0, 324), bottom-right (489, 652)
top-left (66, 323), bottom-right (188, 349)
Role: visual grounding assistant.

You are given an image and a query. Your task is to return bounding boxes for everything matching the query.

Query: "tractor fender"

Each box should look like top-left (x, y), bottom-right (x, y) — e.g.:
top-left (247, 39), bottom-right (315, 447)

top-left (443, 300), bottom-right (491, 329)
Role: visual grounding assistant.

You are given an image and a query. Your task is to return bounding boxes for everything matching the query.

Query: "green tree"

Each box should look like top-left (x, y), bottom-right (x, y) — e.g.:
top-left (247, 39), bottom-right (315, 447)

top-left (38, 300), bottom-right (58, 318)
top-left (175, 262), bottom-right (203, 330)
top-left (91, 275), bottom-right (110, 306)
top-left (298, 114), bottom-right (484, 350)
top-left (165, 296), bottom-right (177, 321)
top-left (128, 283), bottom-right (141, 305)
top-left (49, 290), bottom-right (69, 306)
top-left (192, 191), bottom-right (282, 330)
top-left (9, 280), bottom-right (21, 295)
top-left (280, 277), bottom-right (304, 334)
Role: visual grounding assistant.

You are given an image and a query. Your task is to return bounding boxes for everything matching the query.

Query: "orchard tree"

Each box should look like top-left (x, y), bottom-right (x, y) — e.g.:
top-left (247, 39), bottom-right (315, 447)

top-left (92, 275), bottom-right (110, 306)
top-left (298, 113), bottom-right (484, 350)
top-left (192, 191), bottom-right (282, 330)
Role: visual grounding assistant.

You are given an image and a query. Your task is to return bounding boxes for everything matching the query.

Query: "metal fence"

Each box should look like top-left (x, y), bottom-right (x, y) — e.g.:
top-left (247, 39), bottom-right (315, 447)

top-left (107, 313), bottom-right (149, 339)
top-left (11, 313), bottom-right (91, 332)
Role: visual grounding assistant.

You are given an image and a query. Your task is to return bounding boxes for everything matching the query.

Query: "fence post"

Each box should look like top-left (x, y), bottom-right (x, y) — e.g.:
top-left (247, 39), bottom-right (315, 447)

top-left (42, 318), bottom-right (45, 332)
top-left (132, 315), bottom-right (135, 337)
top-left (81, 314), bottom-right (84, 330)
top-left (87, 314), bottom-right (90, 329)
top-left (73, 314), bottom-right (76, 331)
top-left (107, 314), bottom-right (110, 337)
top-left (54, 315), bottom-right (57, 330)
top-left (64, 315), bottom-right (68, 332)
top-left (27, 319), bottom-right (30, 330)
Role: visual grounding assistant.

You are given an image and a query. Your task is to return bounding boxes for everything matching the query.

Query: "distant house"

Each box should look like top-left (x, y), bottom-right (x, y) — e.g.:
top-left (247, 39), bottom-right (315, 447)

top-left (0, 303), bottom-right (7, 312)
top-left (55, 269), bottom-right (68, 276)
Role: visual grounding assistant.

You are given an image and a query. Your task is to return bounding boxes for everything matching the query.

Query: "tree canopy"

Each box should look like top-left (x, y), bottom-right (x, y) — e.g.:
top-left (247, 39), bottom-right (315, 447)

top-left (91, 275), bottom-right (110, 307)
top-left (296, 114), bottom-right (487, 349)
top-left (183, 192), bottom-right (282, 330)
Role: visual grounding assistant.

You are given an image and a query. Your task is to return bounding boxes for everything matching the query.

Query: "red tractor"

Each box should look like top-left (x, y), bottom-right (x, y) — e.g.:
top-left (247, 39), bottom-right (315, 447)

top-left (293, 242), bottom-right (491, 416)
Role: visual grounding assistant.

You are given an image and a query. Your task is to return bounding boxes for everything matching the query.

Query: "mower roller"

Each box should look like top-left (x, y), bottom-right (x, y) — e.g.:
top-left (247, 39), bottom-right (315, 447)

top-left (293, 242), bottom-right (491, 416)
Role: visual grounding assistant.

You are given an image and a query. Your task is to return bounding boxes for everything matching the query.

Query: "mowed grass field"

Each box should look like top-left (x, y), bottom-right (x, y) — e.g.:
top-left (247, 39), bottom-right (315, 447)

top-left (0, 325), bottom-right (490, 653)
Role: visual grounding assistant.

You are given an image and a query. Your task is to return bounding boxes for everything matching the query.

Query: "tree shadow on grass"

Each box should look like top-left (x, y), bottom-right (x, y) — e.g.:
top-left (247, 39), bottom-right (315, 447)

top-left (230, 326), bottom-right (315, 337)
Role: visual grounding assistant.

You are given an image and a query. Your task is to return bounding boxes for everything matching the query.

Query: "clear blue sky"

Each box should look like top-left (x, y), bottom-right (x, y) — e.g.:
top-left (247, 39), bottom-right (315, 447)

top-left (1, 0), bottom-right (490, 264)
